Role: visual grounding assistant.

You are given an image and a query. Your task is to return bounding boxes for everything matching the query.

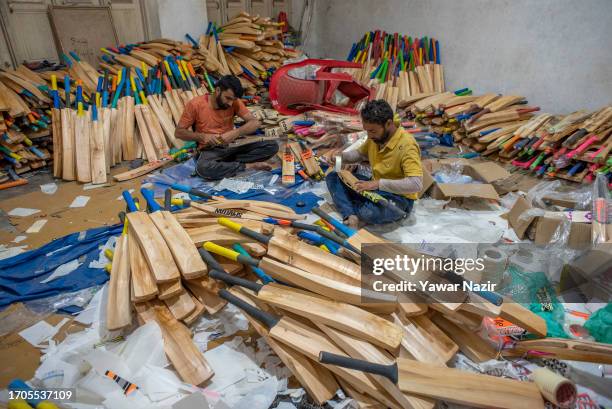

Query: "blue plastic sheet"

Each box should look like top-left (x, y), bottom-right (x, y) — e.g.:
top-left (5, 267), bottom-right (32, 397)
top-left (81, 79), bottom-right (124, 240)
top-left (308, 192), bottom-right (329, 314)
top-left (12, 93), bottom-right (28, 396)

top-left (0, 224), bottom-right (121, 309)
top-left (144, 160), bottom-right (323, 214)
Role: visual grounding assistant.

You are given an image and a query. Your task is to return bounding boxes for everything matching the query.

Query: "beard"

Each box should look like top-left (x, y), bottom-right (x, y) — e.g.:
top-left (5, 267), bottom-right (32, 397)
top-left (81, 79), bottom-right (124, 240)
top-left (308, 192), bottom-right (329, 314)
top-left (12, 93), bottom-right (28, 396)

top-left (216, 95), bottom-right (229, 109)
top-left (375, 128), bottom-right (392, 146)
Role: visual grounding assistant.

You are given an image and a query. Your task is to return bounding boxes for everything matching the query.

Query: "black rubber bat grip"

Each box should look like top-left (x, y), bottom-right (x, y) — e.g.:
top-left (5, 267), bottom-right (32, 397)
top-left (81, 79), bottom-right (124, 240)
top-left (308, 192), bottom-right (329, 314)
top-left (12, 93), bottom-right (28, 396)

top-left (318, 352), bottom-right (399, 384)
top-left (198, 247), bottom-right (225, 271)
top-left (209, 270), bottom-right (263, 293)
top-left (218, 289), bottom-right (279, 329)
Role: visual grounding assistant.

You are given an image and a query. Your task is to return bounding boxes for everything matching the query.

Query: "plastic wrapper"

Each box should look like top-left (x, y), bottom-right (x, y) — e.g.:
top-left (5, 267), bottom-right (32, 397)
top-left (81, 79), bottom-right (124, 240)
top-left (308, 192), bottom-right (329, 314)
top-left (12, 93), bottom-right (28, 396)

top-left (433, 162), bottom-right (475, 184)
top-left (591, 173), bottom-right (611, 244)
top-left (25, 285), bottom-right (102, 315)
top-left (526, 180), bottom-right (592, 210)
top-left (500, 191), bottom-right (522, 210)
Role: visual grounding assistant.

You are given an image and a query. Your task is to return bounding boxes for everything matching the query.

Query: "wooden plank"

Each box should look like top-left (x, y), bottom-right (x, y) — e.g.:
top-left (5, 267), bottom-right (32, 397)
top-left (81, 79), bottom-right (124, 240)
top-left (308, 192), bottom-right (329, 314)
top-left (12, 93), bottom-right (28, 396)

top-left (74, 111), bottom-right (92, 183)
top-left (266, 235), bottom-right (361, 285)
top-left (392, 313), bottom-right (458, 366)
top-left (268, 315), bottom-right (403, 409)
top-left (318, 323), bottom-right (435, 409)
top-left (185, 276), bottom-right (227, 314)
top-left (393, 358), bottom-right (545, 408)
top-left (126, 211), bottom-right (181, 282)
top-left (229, 288), bottom-right (339, 405)
top-left (256, 283), bottom-right (403, 351)
top-left (158, 279), bottom-right (183, 300)
top-left (503, 338), bottom-right (612, 364)
top-left (51, 108), bottom-right (62, 178)
top-left (90, 117), bottom-right (107, 184)
top-left (258, 257), bottom-right (396, 309)
top-left (182, 291), bottom-right (206, 326)
top-left (106, 235), bottom-right (132, 330)
top-left (149, 210), bottom-right (207, 279)
top-left (164, 289), bottom-right (196, 320)
top-left (112, 160), bottom-right (168, 182)
top-left (135, 301), bottom-right (214, 385)
top-left (498, 300), bottom-right (547, 338)
top-left (134, 104), bottom-right (158, 161)
top-left (128, 232), bottom-right (158, 302)
top-left (430, 313), bottom-right (497, 363)
top-left (123, 96), bottom-right (136, 160)
top-left (101, 107), bottom-right (112, 171)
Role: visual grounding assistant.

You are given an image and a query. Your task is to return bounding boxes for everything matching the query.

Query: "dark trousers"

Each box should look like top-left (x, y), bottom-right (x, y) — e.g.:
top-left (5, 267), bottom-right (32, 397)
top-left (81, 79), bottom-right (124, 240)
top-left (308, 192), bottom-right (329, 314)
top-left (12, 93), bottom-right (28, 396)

top-left (325, 171), bottom-right (414, 225)
top-left (195, 141), bottom-right (279, 181)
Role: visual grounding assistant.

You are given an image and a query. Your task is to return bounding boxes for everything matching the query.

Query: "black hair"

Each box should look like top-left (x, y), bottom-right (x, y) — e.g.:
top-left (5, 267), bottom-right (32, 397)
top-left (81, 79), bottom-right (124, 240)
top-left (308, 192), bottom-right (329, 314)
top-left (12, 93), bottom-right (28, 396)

top-left (360, 99), bottom-right (394, 126)
top-left (216, 75), bottom-right (244, 98)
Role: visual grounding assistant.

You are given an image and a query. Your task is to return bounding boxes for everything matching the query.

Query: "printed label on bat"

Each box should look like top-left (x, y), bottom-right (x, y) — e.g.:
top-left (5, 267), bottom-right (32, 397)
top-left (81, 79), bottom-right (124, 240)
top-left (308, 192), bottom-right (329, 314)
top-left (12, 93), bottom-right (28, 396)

top-left (214, 208), bottom-right (246, 218)
top-left (301, 150), bottom-right (313, 160)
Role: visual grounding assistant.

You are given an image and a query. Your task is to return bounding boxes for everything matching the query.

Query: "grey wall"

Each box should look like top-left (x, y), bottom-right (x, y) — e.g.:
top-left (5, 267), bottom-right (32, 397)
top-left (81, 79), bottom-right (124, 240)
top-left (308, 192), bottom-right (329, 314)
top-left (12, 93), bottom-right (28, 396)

top-left (144, 0), bottom-right (208, 41)
top-left (304, 0), bottom-right (612, 114)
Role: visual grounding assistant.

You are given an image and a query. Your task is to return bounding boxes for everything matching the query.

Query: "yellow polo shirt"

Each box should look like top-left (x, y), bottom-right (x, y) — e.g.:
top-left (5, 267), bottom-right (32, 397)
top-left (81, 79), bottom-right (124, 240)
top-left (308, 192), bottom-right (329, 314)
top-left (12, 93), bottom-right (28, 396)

top-left (358, 127), bottom-right (422, 200)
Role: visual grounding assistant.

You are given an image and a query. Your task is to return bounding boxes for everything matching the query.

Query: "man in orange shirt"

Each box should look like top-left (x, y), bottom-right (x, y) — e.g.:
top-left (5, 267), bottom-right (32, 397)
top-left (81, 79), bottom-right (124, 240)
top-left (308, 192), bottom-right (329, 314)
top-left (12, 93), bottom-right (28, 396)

top-left (175, 75), bottom-right (278, 180)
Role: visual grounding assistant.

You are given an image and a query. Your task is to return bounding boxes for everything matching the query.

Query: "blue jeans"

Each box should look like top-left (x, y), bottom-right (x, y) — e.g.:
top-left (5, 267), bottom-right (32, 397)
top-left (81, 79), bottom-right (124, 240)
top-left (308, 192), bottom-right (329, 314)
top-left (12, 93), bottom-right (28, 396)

top-left (325, 172), bottom-right (414, 225)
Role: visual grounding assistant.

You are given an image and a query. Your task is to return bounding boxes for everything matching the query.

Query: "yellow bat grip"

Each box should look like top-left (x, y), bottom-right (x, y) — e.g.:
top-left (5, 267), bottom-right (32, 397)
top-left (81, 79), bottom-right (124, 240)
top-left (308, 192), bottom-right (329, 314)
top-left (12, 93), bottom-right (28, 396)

top-left (7, 399), bottom-right (33, 409)
top-left (37, 402), bottom-right (60, 409)
top-left (203, 241), bottom-right (239, 261)
top-left (51, 75), bottom-right (57, 91)
top-left (218, 217), bottom-right (242, 233)
top-left (171, 198), bottom-right (184, 206)
top-left (104, 249), bottom-right (114, 260)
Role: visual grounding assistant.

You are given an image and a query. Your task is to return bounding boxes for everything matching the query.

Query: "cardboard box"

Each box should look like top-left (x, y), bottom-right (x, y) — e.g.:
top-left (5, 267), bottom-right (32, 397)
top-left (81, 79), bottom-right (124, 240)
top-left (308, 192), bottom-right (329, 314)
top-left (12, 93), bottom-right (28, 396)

top-left (420, 158), bottom-right (510, 201)
top-left (507, 197), bottom-right (592, 249)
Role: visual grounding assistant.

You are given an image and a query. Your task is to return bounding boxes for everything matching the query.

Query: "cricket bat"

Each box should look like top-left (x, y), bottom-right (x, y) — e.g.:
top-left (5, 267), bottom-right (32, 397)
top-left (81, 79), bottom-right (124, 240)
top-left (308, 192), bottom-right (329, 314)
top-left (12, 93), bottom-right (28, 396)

top-left (281, 144), bottom-right (295, 185)
top-left (217, 289), bottom-right (405, 409)
top-left (208, 269), bottom-right (403, 351)
top-left (319, 352), bottom-right (545, 409)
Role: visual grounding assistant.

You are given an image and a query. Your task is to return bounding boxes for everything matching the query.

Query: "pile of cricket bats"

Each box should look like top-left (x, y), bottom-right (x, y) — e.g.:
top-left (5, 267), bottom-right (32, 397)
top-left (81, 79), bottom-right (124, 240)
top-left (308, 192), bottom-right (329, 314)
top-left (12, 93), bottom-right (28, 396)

top-left (399, 90), bottom-right (612, 184)
top-left (102, 189), bottom-right (612, 407)
top-left (0, 65), bottom-right (54, 177)
top-left (342, 31), bottom-right (445, 112)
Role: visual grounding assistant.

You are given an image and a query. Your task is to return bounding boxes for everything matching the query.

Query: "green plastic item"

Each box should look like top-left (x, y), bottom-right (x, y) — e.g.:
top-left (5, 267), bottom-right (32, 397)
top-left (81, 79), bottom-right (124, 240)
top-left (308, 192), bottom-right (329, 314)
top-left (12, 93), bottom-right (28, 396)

top-left (584, 304), bottom-right (612, 343)
top-left (499, 265), bottom-right (568, 339)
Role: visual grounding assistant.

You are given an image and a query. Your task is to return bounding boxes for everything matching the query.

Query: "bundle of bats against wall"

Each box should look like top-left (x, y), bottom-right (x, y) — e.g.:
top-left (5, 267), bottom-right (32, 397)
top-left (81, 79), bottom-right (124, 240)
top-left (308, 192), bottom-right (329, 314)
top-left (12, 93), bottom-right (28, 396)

top-left (0, 65), bottom-right (54, 183)
top-left (342, 31), bottom-right (444, 112)
top-left (104, 188), bottom-right (612, 408)
top-left (398, 91), bottom-right (612, 185)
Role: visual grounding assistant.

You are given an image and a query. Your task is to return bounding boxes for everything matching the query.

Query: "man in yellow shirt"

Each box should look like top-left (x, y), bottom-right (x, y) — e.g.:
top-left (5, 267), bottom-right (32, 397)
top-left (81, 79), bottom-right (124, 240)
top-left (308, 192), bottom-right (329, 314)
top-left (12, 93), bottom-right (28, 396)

top-left (326, 100), bottom-right (423, 229)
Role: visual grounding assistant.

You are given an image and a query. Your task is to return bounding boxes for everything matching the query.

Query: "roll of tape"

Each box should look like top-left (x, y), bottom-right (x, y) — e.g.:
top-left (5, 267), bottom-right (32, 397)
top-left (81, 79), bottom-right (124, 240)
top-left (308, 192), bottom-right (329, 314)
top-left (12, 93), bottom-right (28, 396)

top-left (480, 246), bottom-right (506, 286)
top-left (533, 367), bottom-right (577, 408)
top-left (335, 155), bottom-right (342, 173)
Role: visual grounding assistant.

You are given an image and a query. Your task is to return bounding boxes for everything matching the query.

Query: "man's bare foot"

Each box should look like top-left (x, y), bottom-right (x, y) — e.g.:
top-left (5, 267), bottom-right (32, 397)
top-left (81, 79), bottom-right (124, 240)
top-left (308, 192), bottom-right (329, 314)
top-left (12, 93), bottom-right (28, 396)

top-left (245, 162), bottom-right (272, 171)
top-left (344, 215), bottom-right (359, 230)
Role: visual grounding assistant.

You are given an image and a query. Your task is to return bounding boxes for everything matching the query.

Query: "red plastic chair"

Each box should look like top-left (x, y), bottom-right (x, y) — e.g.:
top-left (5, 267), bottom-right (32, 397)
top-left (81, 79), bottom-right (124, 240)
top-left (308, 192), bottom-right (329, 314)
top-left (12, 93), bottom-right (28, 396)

top-left (269, 59), bottom-right (371, 115)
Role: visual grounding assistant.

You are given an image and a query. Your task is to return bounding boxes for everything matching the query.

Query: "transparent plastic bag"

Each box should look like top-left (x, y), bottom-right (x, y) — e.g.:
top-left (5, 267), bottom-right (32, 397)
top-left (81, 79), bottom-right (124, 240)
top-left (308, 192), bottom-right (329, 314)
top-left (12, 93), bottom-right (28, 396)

top-left (25, 285), bottom-right (102, 315)
top-left (591, 173), bottom-right (611, 244)
top-left (526, 180), bottom-right (592, 210)
top-left (433, 162), bottom-right (474, 184)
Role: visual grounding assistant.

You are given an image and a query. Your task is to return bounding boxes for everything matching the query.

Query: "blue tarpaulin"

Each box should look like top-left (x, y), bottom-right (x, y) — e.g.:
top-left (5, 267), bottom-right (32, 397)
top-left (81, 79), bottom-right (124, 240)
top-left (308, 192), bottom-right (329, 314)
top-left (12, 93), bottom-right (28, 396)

top-left (0, 225), bottom-right (121, 309)
top-left (0, 161), bottom-right (324, 309)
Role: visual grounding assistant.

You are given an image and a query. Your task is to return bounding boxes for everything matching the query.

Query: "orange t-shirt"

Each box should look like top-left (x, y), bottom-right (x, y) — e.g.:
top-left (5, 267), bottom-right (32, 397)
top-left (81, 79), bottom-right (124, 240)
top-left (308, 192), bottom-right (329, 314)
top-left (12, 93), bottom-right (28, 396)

top-left (177, 94), bottom-right (251, 135)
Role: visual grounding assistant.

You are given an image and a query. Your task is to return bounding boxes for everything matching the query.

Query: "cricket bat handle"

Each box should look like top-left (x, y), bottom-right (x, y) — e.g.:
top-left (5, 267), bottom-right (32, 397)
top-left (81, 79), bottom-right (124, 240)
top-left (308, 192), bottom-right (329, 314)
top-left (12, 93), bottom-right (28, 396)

top-left (318, 352), bottom-right (399, 384)
top-left (218, 289), bottom-right (280, 329)
top-left (141, 188), bottom-right (163, 212)
top-left (312, 207), bottom-right (355, 237)
top-left (209, 269), bottom-right (263, 293)
top-left (198, 246), bottom-right (225, 271)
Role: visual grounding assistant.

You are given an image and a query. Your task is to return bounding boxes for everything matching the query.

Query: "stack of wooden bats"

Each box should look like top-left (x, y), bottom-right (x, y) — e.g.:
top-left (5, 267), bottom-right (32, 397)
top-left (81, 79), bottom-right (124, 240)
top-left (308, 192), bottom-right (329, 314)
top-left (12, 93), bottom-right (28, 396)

top-left (0, 65), bottom-right (53, 178)
top-left (398, 90), bottom-right (612, 184)
top-left (343, 30), bottom-right (445, 112)
top-left (102, 188), bottom-right (612, 407)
